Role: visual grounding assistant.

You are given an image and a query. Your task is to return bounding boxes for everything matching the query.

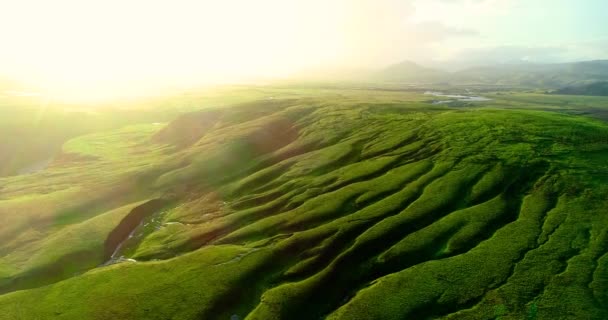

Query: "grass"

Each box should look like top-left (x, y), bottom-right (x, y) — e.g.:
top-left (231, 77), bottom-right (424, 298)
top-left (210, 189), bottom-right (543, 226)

top-left (0, 85), bottom-right (607, 319)
top-left (0, 201), bottom-right (148, 293)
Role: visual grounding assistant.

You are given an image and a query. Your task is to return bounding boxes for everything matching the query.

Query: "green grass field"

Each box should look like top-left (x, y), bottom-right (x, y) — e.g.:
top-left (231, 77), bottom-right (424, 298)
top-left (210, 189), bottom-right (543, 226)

top-left (0, 86), bottom-right (607, 319)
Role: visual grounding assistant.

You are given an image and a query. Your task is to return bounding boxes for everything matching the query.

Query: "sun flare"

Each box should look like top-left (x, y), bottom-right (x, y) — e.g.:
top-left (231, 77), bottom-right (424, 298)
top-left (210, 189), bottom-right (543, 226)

top-left (0, 0), bottom-right (350, 101)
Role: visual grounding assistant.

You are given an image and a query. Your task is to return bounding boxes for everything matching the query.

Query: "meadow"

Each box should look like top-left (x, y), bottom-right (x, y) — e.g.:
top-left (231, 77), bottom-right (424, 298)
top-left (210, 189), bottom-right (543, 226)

top-left (0, 86), bottom-right (607, 319)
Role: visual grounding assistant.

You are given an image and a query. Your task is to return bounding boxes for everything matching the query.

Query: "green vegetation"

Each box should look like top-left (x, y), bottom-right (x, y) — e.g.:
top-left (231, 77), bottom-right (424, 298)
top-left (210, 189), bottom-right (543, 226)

top-left (553, 81), bottom-right (608, 96)
top-left (0, 86), bottom-right (607, 319)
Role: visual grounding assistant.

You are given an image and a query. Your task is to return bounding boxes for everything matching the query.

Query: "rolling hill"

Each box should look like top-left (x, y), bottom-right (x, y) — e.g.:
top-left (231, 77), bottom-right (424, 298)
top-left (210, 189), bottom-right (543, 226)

top-left (0, 88), bottom-right (607, 319)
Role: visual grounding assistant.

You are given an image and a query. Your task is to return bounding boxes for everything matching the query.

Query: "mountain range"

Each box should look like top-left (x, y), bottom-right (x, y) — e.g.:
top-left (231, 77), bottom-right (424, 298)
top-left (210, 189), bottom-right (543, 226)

top-left (292, 60), bottom-right (608, 92)
top-left (375, 60), bottom-right (608, 90)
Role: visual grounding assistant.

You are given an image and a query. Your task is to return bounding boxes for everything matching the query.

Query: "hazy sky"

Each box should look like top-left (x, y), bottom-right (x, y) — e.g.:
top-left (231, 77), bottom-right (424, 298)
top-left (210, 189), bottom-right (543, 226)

top-left (0, 0), bottom-right (606, 99)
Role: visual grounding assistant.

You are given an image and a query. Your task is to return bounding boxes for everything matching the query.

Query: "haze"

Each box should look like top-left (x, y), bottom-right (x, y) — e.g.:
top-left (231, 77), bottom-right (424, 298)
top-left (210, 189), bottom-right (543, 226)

top-left (1, 0), bottom-right (607, 101)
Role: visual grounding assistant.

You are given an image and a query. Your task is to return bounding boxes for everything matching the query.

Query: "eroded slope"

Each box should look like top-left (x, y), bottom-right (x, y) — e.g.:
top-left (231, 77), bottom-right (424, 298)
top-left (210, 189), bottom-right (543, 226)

top-left (0, 98), bottom-right (607, 320)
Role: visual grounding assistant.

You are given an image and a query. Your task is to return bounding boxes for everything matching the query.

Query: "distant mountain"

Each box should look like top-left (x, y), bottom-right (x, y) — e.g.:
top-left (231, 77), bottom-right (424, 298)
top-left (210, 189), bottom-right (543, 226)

top-left (377, 60), bottom-right (608, 88)
top-left (451, 60), bottom-right (608, 87)
top-left (552, 81), bottom-right (608, 96)
top-left (374, 60), bottom-right (447, 83)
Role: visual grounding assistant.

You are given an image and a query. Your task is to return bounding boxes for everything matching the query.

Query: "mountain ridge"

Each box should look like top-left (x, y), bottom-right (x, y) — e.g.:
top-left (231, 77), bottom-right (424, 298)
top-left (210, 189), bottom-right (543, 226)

top-left (377, 59), bottom-right (608, 88)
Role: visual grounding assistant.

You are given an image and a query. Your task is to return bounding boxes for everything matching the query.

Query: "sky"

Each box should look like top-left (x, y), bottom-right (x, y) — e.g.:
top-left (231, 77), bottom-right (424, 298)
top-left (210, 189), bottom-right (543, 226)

top-left (0, 0), bottom-right (606, 100)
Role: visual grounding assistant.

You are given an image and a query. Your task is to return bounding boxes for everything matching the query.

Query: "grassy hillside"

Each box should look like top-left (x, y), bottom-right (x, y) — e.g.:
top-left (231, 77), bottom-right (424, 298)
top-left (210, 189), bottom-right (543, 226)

top-left (0, 88), bottom-right (607, 319)
top-left (0, 85), bottom-right (277, 177)
top-left (0, 95), bottom-right (172, 177)
top-left (553, 81), bottom-right (608, 96)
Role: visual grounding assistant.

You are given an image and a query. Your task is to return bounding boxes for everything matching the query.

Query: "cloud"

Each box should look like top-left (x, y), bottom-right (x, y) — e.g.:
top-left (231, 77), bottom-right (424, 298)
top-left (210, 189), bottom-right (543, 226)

top-left (410, 0), bottom-right (517, 24)
top-left (327, 0), bottom-right (480, 66)
top-left (409, 22), bottom-right (479, 42)
top-left (451, 45), bottom-right (568, 64)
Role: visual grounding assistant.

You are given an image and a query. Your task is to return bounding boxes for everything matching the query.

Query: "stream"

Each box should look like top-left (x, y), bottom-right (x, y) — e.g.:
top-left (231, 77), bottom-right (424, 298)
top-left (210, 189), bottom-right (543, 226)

top-left (104, 207), bottom-right (170, 266)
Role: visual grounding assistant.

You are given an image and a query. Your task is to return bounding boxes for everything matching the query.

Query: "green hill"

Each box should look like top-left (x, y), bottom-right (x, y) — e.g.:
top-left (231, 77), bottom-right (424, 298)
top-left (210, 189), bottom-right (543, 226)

top-left (0, 87), bottom-right (607, 319)
top-left (553, 81), bottom-right (608, 96)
